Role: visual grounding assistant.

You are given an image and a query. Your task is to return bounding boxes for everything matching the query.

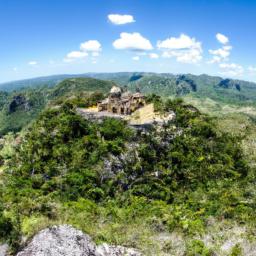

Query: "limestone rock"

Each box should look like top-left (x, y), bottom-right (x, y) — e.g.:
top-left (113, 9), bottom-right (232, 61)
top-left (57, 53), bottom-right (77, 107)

top-left (16, 225), bottom-right (142, 256)
top-left (96, 243), bottom-right (141, 256)
top-left (8, 95), bottom-right (31, 113)
top-left (0, 244), bottom-right (8, 256)
top-left (16, 225), bottom-right (96, 256)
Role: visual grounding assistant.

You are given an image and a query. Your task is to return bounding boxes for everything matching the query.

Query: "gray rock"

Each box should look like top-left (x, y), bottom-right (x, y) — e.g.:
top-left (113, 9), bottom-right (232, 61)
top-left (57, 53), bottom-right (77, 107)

top-left (0, 244), bottom-right (8, 256)
top-left (8, 95), bottom-right (31, 113)
top-left (16, 225), bottom-right (141, 256)
top-left (16, 225), bottom-right (96, 256)
top-left (96, 243), bottom-right (141, 256)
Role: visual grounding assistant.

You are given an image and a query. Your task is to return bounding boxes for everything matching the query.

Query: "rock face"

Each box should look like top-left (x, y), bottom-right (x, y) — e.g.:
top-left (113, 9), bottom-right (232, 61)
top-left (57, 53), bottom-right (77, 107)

top-left (16, 225), bottom-right (141, 256)
top-left (16, 225), bottom-right (95, 256)
top-left (217, 79), bottom-right (241, 91)
top-left (8, 95), bottom-right (31, 113)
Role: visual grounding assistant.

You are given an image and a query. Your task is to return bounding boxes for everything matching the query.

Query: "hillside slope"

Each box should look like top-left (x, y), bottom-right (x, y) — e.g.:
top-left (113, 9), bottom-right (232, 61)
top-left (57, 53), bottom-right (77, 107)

top-left (0, 77), bottom-right (115, 135)
top-left (1, 73), bottom-right (256, 136)
top-left (0, 97), bottom-right (254, 255)
top-left (1, 72), bottom-right (256, 107)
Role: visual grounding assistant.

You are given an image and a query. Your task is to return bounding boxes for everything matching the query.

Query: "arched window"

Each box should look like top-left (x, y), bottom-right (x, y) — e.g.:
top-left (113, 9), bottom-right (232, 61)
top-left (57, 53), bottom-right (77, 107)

top-left (112, 107), bottom-right (117, 113)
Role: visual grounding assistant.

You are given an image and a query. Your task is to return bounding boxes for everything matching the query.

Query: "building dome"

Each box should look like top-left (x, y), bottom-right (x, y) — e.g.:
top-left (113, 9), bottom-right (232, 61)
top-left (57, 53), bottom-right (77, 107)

top-left (109, 86), bottom-right (122, 98)
top-left (110, 86), bottom-right (122, 94)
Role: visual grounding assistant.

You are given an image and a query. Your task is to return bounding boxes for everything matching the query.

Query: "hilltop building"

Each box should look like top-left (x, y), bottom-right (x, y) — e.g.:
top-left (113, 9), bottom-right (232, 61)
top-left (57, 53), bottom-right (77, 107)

top-left (97, 86), bottom-right (145, 115)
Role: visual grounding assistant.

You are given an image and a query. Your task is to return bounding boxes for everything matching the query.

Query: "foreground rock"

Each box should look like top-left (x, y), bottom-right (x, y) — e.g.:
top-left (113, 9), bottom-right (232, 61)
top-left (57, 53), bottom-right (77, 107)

top-left (96, 244), bottom-right (141, 256)
top-left (0, 244), bottom-right (8, 256)
top-left (16, 225), bottom-right (141, 256)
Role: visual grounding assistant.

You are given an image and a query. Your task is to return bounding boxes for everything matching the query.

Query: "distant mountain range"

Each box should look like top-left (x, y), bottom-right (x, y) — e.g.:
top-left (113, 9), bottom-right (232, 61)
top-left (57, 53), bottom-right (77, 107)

top-left (1, 72), bottom-right (256, 135)
top-left (1, 72), bottom-right (256, 104)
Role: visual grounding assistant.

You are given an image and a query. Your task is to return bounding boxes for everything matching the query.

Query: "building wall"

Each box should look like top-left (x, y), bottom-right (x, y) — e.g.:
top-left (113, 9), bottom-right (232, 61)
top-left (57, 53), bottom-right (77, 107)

top-left (98, 94), bottom-right (145, 115)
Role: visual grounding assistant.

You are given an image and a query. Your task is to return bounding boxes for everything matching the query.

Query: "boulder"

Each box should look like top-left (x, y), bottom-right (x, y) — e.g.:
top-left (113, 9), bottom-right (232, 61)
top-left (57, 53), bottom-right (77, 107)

top-left (16, 225), bottom-right (141, 256)
top-left (0, 244), bottom-right (8, 256)
top-left (16, 225), bottom-right (96, 256)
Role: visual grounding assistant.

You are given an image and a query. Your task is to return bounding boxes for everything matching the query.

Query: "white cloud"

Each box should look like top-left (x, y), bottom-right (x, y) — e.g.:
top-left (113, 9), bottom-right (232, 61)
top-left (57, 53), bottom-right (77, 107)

top-left (13, 67), bottom-right (17, 72)
top-left (64, 51), bottom-right (88, 62)
top-left (28, 61), bottom-right (37, 65)
top-left (149, 53), bottom-right (159, 59)
top-left (208, 46), bottom-right (232, 63)
top-left (80, 40), bottom-right (102, 52)
top-left (132, 56), bottom-right (140, 61)
top-left (248, 66), bottom-right (256, 73)
top-left (216, 33), bottom-right (229, 44)
top-left (209, 47), bottom-right (232, 59)
top-left (64, 40), bottom-right (102, 63)
top-left (208, 35), bottom-right (232, 63)
top-left (219, 63), bottom-right (244, 77)
top-left (67, 51), bottom-right (88, 59)
top-left (108, 14), bottom-right (135, 25)
top-left (157, 34), bottom-right (203, 64)
top-left (113, 32), bottom-right (153, 51)
top-left (92, 52), bottom-right (100, 57)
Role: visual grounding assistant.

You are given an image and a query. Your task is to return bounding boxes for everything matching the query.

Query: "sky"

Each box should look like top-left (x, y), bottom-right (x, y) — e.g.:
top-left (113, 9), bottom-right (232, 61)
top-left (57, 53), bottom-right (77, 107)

top-left (0, 0), bottom-right (256, 83)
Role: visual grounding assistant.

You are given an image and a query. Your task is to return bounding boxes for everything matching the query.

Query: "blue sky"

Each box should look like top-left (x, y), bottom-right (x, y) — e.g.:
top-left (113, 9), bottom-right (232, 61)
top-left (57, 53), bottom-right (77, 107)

top-left (0, 0), bottom-right (256, 83)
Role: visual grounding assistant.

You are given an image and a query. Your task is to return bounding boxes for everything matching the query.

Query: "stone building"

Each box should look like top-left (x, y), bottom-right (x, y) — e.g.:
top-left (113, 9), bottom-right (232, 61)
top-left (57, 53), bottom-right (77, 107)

top-left (97, 86), bottom-right (145, 115)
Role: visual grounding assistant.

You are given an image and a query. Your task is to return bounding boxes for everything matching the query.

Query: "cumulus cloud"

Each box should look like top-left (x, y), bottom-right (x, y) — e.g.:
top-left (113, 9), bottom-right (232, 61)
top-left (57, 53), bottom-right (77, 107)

top-left (157, 34), bottom-right (203, 64)
top-left (216, 33), bottom-right (229, 44)
top-left (113, 32), bottom-right (153, 51)
top-left (64, 51), bottom-right (88, 62)
top-left (80, 40), bottom-right (102, 52)
top-left (248, 66), bottom-right (256, 73)
top-left (132, 56), bottom-right (140, 61)
top-left (208, 46), bottom-right (232, 63)
top-left (28, 61), bottom-right (37, 65)
top-left (208, 34), bottom-right (232, 63)
top-left (64, 40), bottom-right (102, 63)
top-left (149, 53), bottom-right (159, 59)
top-left (219, 63), bottom-right (244, 77)
top-left (67, 51), bottom-right (88, 59)
top-left (108, 14), bottom-right (135, 25)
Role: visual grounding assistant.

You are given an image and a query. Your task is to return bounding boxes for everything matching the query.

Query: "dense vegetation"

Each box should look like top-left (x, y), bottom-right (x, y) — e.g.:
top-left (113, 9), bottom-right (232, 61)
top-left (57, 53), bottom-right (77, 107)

top-left (0, 78), bottom-right (113, 135)
top-left (2, 72), bottom-right (256, 103)
top-left (1, 73), bottom-right (256, 137)
top-left (0, 95), bottom-right (254, 255)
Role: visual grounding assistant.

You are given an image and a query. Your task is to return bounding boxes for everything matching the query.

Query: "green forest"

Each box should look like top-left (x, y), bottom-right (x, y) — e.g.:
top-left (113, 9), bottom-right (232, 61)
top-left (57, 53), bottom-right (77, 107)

top-left (0, 82), bottom-right (255, 255)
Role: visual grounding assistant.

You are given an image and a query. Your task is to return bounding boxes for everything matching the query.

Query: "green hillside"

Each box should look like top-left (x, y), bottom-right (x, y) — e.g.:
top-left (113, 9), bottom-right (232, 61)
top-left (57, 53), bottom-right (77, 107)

top-left (51, 77), bottom-right (115, 98)
top-left (0, 78), bottom-right (115, 135)
top-left (1, 97), bottom-right (254, 255)
top-left (2, 73), bottom-right (256, 107)
top-left (1, 73), bottom-right (256, 136)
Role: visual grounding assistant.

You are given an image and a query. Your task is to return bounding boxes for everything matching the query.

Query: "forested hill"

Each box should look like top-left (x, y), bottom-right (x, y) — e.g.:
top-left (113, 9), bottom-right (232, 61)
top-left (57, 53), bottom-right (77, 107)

top-left (0, 77), bottom-right (114, 135)
top-left (1, 72), bottom-right (256, 106)
top-left (1, 73), bottom-right (256, 136)
top-left (0, 96), bottom-right (254, 255)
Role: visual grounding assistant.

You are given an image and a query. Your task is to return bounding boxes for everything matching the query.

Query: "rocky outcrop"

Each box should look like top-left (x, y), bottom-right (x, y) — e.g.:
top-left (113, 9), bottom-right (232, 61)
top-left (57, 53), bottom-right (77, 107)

top-left (77, 108), bottom-right (125, 122)
top-left (8, 95), bottom-right (31, 113)
top-left (16, 225), bottom-right (141, 256)
top-left (0, 244), bottom-right (8, 256)
top-left (96, 244), bottom-right (141, 256)
top-left (217, 79), bottom-right (241, 91)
